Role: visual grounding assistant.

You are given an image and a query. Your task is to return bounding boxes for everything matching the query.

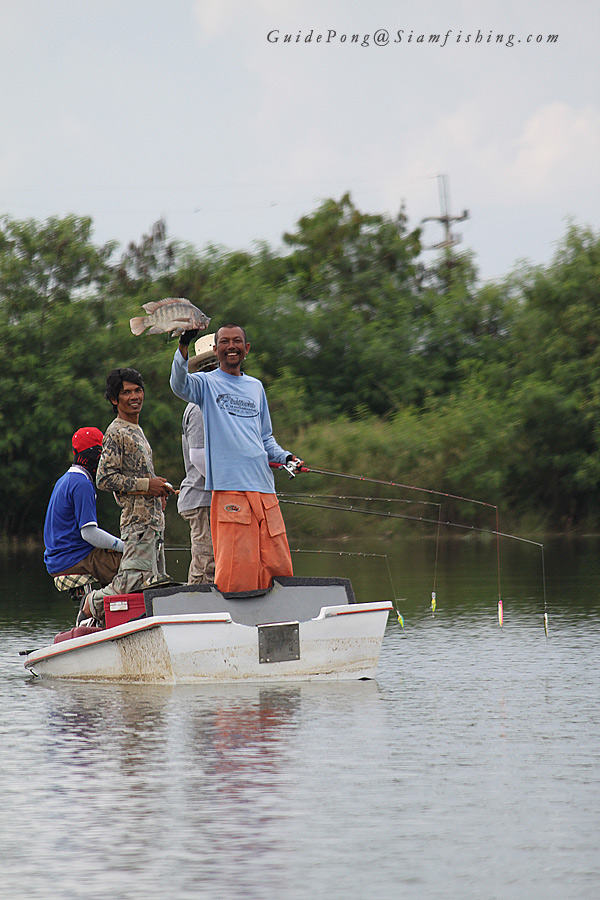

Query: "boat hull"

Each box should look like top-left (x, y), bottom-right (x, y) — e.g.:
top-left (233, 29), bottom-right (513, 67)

top-left (24, 578), bottom-right (392, 683)
top-left (25, 604), bottom-right (391, 683)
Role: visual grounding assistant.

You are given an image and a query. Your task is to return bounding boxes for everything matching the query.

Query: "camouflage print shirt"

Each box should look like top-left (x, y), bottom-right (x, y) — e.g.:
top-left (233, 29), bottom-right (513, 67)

top-left (96, 417), bottom-right (164, 537)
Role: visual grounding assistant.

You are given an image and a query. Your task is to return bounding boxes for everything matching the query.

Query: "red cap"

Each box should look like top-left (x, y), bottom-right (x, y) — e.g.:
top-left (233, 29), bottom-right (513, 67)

top-left (72, 427), bottom-right (104, 453)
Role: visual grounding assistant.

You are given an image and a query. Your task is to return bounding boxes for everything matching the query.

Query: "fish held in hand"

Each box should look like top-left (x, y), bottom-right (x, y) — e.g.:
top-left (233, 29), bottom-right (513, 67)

top-left (130, 298), bottom-right (210, 337)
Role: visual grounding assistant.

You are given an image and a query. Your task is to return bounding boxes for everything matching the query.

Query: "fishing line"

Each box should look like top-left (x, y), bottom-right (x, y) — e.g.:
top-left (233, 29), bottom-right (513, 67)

top-left (290, 548), bottom-right (404, 627)
top-left (431, 502), bottom-right (442, 615)
top-left (280, 491), bottom-right (441, 617)
top-left (495, 507), bottom-right (503, 626)
top-left (310, 463), bottom-right (503, 616)
top-left (385, 555), bottom-right (405, 627)
top-left (275, 462), bottom-right (503, 612)
top-left (278, 497), bottom-right (548, 629)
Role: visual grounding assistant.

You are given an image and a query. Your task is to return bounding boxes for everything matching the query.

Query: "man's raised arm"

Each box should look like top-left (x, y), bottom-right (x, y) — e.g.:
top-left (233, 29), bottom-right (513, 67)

top-left (170, 340), bottom-right (202, 405)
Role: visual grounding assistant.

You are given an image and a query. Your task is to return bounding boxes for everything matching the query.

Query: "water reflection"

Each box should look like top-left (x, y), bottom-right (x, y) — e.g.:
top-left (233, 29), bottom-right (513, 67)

top-left (28, 677), bottom-right (382, 792)
top-left (3, 540), bottom-right (600, 899)
top-left (4, 533), bottom-right (600, 634)
top-left (8, 678), bottom-right (386, 899)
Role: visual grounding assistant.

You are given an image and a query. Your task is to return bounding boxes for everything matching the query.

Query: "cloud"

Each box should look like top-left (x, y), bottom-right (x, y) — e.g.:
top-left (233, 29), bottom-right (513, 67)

top-left (387, 100), bottom-right (600, 218)
top-left (507, 103), bottom-right (600, 199)
top-left (191, 0), bottom-right (235, 39)
top-left (191, 0), bottom-right (299, 41)
top-left (0, 0), bottom-right (596, 280)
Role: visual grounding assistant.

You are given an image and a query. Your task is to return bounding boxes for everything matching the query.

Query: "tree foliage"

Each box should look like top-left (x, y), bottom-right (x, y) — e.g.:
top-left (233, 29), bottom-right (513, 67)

top-left (1, 204), bottom-right (600, 537)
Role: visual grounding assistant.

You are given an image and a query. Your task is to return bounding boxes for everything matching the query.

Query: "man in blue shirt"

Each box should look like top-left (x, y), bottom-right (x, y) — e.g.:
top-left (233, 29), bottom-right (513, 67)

top-left (170, 324), bottom-right (303, 593)
top-left (43, 427), bottom-right (124, 585)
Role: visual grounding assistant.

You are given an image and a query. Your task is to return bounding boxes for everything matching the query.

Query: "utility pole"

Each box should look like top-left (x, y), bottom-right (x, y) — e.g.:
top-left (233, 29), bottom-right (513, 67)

top-left (422, 173), bottom-right (469, 250)
top-left (421, 174), bottom-right (469, 280)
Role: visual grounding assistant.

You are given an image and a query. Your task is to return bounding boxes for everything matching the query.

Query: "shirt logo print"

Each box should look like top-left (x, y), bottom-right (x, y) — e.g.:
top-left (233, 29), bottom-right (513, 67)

top-left (216, 393), bottom-right (259, 417)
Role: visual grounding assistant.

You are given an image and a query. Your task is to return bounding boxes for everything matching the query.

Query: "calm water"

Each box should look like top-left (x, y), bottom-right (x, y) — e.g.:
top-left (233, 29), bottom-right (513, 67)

top-left (1, 536), bottom-right (599, 900)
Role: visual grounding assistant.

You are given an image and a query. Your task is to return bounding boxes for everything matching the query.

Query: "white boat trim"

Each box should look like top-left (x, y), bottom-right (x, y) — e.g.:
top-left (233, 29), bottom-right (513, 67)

top-left (24, 578), bottom-right (393, 683)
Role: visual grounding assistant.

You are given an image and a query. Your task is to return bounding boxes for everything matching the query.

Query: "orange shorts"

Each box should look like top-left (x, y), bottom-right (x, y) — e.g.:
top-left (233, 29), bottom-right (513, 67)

top-left (211, 491), bottom-right (293, 593)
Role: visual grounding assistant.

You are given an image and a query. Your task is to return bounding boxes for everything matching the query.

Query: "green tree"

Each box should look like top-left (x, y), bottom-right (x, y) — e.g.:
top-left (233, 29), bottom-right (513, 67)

top-left (3, 205), bottom-right (600, 539)
top-left (0, 215), bottom-right (188, 535)
top-left (499, 225), bottom-right (600, 524)
top-left (280, 193), bottom-right (423, 415)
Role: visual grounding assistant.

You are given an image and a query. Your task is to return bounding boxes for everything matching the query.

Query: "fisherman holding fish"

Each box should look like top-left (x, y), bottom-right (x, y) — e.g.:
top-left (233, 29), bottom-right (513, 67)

top-left (128, 297), bottom-right (301, 592)
top-left (170, 323), bottom-right (303, 593)
top-left (81, 367), bottom-right (173, 623)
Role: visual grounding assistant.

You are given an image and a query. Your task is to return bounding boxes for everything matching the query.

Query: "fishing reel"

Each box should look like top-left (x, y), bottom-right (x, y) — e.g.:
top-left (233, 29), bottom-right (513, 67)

top-left (269, 459), bottom-right (306, 480)
top-left (281, 459), bottom-right (303, 479)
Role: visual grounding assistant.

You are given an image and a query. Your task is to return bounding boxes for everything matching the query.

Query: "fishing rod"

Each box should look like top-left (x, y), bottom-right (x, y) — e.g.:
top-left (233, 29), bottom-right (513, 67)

top-left (276, 494), bottom-right (548, 631)
top-left (165, 543), bottom-right (405, 626)
top-left (270, 461), bottom-right (496, 508)
top-left (277, 491), bottom-right (443, 614)
top-left (276, 491), bottom-right (442, 509)
top-left (271, 460), bottom-right (503, 620)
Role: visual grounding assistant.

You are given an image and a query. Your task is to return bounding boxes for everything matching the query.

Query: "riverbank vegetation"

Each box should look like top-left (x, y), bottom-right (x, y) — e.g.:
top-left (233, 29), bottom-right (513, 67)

top-left (1, 196), bottom-right (599, 538)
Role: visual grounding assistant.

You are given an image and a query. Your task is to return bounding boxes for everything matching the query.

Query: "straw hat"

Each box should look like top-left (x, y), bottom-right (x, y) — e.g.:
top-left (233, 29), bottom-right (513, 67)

top-left (188, 333), bottom-right (217, 373)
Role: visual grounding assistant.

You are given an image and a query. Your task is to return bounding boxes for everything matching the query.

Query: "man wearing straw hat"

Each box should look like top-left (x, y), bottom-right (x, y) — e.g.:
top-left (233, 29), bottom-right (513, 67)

top-left (177, 333), bottom-right (216, 584)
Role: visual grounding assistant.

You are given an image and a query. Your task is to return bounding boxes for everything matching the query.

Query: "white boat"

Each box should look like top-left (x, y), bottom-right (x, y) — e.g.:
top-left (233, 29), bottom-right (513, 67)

top-left (24, 577), bottom-right (392, 683)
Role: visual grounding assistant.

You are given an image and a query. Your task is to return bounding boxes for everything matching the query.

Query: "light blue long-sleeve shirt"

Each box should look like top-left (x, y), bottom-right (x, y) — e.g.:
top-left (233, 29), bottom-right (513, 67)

top-left (170, 350), bottom-right (289, 492)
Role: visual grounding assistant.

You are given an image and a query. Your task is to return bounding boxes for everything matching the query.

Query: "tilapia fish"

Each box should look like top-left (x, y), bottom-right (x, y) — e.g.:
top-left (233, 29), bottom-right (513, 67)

top-left (130, 298), bottom-right (210, 337)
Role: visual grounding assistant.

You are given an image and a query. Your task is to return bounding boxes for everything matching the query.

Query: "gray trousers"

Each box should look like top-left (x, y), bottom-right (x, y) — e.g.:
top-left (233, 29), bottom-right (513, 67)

top-left (86, 526), bottom-right (166, 620)
top-left (180, 505), bottom-right (215, 584)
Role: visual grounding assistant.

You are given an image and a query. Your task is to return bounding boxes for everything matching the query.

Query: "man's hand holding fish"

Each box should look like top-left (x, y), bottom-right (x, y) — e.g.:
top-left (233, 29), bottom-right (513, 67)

top-left (130, 297), bottom-right (210, 337)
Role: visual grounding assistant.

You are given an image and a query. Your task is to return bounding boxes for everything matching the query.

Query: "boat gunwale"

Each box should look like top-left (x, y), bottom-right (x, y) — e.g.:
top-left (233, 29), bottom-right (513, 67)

top-left (24, 601), bottom-right (393, 670)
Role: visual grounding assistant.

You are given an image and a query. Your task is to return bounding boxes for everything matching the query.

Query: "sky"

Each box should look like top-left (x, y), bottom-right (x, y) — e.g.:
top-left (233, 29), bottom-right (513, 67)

top-left (0, 0), bottom-right (598, 282)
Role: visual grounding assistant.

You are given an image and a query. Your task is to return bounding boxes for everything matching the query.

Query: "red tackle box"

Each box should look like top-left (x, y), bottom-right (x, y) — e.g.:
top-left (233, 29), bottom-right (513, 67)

top-left (104, 593), bottom-right (146, 629)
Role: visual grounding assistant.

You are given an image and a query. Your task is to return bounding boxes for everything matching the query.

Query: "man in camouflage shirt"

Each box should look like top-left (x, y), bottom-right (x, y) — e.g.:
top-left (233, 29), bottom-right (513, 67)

top-left (82, 368), bottom-right (174, 623)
